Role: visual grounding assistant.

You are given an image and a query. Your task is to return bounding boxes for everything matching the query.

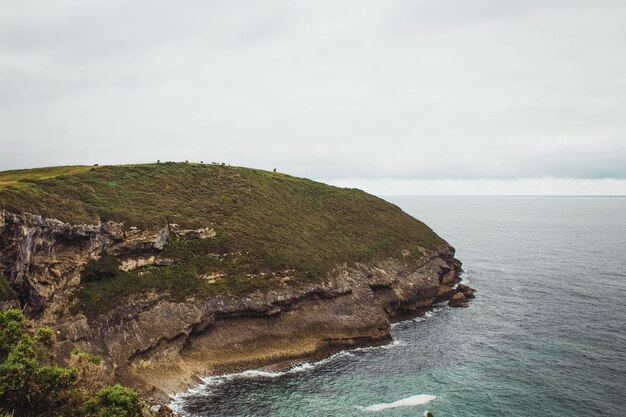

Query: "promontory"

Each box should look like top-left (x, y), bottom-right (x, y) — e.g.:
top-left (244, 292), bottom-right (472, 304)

top-left (0, 163), bottom-right (469, 406)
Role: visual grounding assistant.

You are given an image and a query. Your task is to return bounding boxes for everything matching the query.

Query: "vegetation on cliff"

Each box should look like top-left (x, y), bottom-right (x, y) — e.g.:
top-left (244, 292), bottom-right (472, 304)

top-left (0, 309), bottom-right (145, 416)
top-left (0, 164), bottom-right (459, 412)
top-left (1, 163), bottom-right (446, 315)
top-left (0, 162), bottom-right (442, 246)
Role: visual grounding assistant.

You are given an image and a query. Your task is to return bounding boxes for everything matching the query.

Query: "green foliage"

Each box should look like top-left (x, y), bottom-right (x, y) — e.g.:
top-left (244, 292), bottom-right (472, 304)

top-left (72, 348), bottom-right (103, 365)
top-left (72, 263), bottom-right (226, 317)
top-left (34, 327), bottom-right (55, 348)
top-left (83, 255), bottom-right (121, 282)
top-left (0, 309), bottom-right (145, 417)
top-left (82, 384), bottom-right (142, 417)
top-left (0, 309), bottom-right (77, 415)
top-left (0, 309), bottom-right (25, 359)
top-left (0, 163), bottom-right (445, 316)
top-left (0, 165), bottom-right (94, 190)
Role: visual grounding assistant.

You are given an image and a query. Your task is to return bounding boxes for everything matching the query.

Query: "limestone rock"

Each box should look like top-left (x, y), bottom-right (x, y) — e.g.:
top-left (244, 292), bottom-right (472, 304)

top-left (448, 292), bottom-right (468, 307)
top-left (456, 283), bottom-right (476, 299)
top-left (0, 209), bottom-right (469, 399)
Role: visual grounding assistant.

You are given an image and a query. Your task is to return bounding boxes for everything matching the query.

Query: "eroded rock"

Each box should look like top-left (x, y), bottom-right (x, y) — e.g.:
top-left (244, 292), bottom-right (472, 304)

top-left (448, 292), bottom-right (468, 307)
top-left (0, 209), bottom-right (469, 399)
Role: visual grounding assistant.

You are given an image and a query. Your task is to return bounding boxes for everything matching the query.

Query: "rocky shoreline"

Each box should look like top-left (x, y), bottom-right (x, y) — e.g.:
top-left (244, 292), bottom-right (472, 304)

top-left (0, 210), bottom-right (474, 407)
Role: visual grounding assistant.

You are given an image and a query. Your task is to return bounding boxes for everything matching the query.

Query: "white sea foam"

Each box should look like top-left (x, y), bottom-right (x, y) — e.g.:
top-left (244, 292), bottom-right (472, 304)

top-left (195, 349), bottom-right (355, 387)
top-left (364, 394), bottom-right (437, 412)
top-left (170, 353), bottom-right (352, 414)
top-left (350, 338), bottom-right (407, 353)
top-left (170, 338), bottom-right (408, 412)
top-left (391, 305), bottom-right (446, 329)
top-left (194, 339), bottom-right (406, 387)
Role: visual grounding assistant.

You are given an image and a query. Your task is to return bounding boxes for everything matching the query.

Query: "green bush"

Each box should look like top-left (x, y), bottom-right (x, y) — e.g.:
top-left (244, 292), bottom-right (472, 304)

top-left (0, 309), bottom-right (145, 417)
top-left (0, 309), bottom-right (77, 415)
top-left (83, 255), bottom-right (121, 282)
top-left (34, 326), bottom-right (55, 347)
top-left (72, 347), bottom-right (103, 365)
top-left (82, 384), bottom-right (142, 417)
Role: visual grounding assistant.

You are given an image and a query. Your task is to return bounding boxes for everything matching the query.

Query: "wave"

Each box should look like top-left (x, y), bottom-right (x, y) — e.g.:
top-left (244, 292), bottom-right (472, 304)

top-left (201, 350), bottom-right (354, 385)
top-left (391, 305), bottom-right (445, 329)
top-left (172, 350), bottom-right (355, 405)
top-left (349, 338), bottom-right (407, 354)
top-left (171, 338), bottom-right (408, 412)
top-left (363, 394), bottom-right (437, 411)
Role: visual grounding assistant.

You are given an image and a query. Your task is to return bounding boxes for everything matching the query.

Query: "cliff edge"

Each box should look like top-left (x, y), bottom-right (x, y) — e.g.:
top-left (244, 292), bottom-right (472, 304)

top-left (0, 163), bottom-right (468, 399)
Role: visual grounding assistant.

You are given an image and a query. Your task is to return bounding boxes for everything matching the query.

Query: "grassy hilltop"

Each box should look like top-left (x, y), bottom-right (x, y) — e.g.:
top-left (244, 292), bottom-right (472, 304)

top-left (0, 163), bottom-right (445, 314)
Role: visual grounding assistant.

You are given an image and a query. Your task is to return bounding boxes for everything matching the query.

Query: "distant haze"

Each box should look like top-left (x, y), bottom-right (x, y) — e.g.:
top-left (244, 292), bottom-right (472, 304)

top-left (1, 1), bottom-right (625, 194)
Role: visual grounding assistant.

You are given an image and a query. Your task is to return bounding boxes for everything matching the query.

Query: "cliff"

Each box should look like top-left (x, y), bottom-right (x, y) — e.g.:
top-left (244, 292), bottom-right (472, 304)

top-left (0, 163), bottom-right (468, 400)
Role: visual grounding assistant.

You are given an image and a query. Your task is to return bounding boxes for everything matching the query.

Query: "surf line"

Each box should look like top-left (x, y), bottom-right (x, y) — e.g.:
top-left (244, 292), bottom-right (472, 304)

top-left (364, 394), bottom-right (437, 412)
top-left (170, 339), bottom-right (407, 410)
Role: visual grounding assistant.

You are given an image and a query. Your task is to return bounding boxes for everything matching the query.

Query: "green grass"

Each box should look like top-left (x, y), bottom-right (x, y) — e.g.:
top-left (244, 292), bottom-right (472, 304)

top-left (1, 163), bottom-right (446, 316)
top-left (0, 165), bottom-right (94, 189)
top-left (70, 263), bottom-right (284, 317)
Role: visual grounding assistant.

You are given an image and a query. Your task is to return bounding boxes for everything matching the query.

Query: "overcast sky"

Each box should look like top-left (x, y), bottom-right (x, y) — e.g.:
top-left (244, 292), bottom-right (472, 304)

top-left (1, 0), bottom-right (625, 194)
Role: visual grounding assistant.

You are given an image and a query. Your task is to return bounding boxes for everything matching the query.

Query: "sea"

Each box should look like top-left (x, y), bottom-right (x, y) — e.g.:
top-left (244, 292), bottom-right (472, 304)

top-left (172, 197), bottom-right (626, 417)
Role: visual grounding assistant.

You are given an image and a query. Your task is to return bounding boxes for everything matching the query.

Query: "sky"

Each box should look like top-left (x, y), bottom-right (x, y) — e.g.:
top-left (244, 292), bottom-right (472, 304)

top-left (1, 0), bottom-right (625, 195)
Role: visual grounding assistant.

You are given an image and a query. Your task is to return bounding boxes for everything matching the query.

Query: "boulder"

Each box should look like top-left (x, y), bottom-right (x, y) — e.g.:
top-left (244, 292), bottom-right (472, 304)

top-left (448, 292), bottom-right (468, 307)
top-left (456, 283), bottom-right (476, 299)
top-left (435, 284), bottom-right (457, 302)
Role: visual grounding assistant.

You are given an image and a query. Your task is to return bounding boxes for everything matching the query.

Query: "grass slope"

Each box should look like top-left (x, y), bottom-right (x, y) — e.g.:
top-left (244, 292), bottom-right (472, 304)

top-left (0, 163), bottom-right (445, 314)
top-left (0, 166), bottom-right (94, 189)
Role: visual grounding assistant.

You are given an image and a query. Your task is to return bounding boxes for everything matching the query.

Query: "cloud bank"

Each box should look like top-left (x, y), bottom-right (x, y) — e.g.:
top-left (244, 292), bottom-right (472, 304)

top-left (327, 177), bottom-right (626, 196)
top-left (0, 0), bottom-right (625, 193)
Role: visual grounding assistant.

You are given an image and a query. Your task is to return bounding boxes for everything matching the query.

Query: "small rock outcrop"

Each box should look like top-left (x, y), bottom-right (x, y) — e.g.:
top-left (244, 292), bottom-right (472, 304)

top-left (457, 283), bottom-right (476, 299)
top-left (448, 292), bottom-right (468, 307)
top-left (443, 283), bottom-right (477, 308)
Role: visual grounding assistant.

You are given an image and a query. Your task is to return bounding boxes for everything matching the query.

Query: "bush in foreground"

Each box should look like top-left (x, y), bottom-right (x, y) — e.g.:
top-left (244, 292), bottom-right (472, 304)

top-left (82, 384), bottom-right (142, 417)
top-left (0, 309), bottom-right (144, 417)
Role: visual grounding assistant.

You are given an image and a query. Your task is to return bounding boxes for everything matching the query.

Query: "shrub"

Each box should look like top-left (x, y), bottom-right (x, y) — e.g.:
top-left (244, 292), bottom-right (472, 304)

top-left (68, 348), bottom-right (108, 400)
top-left (0, 309), bottom-right (77, 415)
top-left (0, 308), bottom-right (25, 359)
top-left (83, 255), bottom-right (121, 282)
top-left (34, 326), bottom-right (55, 347)
top-left (0, 309), bottom-right (145, 417)
top-left (82, 384), bottom-right (142, 417)
top-left (72, 347), bottom-right (103, 365)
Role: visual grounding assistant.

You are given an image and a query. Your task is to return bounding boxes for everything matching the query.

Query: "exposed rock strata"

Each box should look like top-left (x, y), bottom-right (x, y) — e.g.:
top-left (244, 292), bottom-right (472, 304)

top-left (0, 210), bottom-right (468, 399)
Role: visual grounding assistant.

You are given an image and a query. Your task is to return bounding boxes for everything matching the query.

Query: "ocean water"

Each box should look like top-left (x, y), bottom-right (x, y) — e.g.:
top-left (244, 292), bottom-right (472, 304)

top-left (173, 197), bottom-right (626, 417)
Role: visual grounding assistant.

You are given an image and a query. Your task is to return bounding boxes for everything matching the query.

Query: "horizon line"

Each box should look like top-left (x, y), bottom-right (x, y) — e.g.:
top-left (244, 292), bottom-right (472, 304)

top-left (378, 194), bottom-right (626, 197)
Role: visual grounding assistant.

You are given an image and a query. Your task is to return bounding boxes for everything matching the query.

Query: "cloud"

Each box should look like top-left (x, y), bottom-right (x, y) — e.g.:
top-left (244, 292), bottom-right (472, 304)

top-left (0, 0), bottom-right (625, 190)
top-left (326, 177), bottom-right (626, 196)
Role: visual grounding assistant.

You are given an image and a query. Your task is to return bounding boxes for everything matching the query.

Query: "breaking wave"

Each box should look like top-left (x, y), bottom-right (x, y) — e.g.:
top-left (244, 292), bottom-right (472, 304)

top-left (363, 394), bottom-right (437, 412)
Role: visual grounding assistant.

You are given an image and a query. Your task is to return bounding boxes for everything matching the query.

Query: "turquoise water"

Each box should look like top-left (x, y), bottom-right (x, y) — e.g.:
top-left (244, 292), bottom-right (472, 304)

top-left (175, 197), bottom-right (626, 416)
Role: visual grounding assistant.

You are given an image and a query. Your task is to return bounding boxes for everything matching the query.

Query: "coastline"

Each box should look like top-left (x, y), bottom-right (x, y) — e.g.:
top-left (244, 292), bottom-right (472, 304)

top-left (167, 304), bottom-right (451, 414)
top-left (115, 252), bottom-right (461, 399)
top-left (0, 207), bottom-right (472, 411)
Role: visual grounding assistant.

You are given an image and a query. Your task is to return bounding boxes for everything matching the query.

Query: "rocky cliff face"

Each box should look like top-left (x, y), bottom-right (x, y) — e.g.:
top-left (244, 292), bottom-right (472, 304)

top-left (0, 210), bottom-right (464, 399)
